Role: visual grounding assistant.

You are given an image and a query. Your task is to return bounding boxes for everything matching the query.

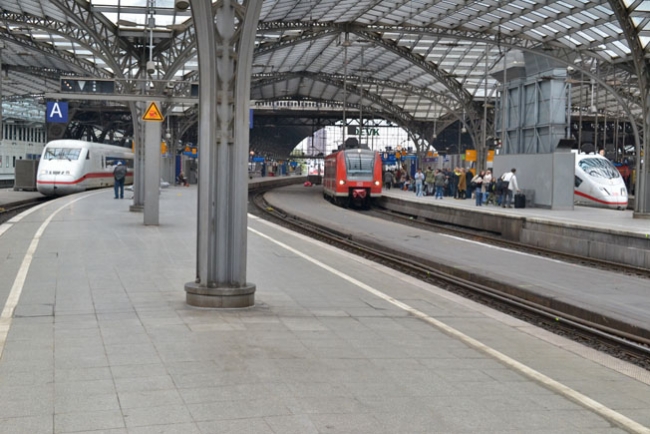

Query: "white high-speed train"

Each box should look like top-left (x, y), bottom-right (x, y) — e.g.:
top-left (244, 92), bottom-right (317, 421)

top-left (37, 140), bottom-right (134, 196)
top-left (574, 153), bottom-right (628, 210)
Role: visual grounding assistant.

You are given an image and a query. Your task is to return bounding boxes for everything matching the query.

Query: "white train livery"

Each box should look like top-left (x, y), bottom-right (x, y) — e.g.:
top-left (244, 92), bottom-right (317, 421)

top-left (37, 140), bottom-right (134, 196)
top-left (574, 153), bottom-right (628, 209)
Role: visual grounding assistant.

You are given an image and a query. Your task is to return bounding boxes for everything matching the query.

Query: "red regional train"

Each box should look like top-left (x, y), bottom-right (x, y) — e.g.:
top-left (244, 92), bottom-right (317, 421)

top-left (323, 147), bottom-right (383, 208)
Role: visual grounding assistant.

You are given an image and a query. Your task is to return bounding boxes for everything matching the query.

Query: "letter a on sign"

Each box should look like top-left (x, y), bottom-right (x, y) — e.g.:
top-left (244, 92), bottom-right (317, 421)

top-left (46, 102), bottom-right (68, 123)
top-left (142, 102), bottom-right (164, 122)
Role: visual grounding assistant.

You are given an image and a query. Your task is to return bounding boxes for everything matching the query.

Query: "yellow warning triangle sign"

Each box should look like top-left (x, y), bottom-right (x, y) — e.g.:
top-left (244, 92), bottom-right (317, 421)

top-left (143, 102), bottom-right (164, 121)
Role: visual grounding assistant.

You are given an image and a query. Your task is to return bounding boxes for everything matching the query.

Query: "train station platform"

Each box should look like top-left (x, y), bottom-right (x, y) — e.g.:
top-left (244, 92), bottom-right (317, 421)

top-left (1, 185), bottom-right (649, 433)
top-left (378, 188), bottom-right (650, 269)
top-left (265, 184), bottom-right (650, 338)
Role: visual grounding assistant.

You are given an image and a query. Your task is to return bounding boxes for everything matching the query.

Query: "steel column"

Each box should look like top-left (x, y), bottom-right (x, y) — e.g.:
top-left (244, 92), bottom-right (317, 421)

top-left (185, 0), bottom-right (261, 307)
top-left (143, 115), bottom-right (161, 225)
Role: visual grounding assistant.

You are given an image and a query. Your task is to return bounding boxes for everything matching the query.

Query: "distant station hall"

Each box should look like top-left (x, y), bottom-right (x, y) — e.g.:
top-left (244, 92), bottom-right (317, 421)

top-left (1, 0), bottom-right (650, 433)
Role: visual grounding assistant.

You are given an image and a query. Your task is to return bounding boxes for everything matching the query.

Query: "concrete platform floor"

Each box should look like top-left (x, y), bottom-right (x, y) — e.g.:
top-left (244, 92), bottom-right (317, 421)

top-left (0, 186), bottom-right (648, 433)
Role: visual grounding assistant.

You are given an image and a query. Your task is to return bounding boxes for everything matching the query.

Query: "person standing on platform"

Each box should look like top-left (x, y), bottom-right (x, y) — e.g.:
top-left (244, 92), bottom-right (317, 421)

top-left (482, 169), bottom-right (493, 204)
top-left (471, 170), bottom-right (484, 206)
top-left (434, 169), bottom-right (446, 199)
top-left (465, 169), bottom-right (474, 199)
top-left (425, 166), bottom-right (435, 196)
top-left (501, 168), bottom-right (520, 208)
top-left (449, 167), bottom-right (459, 198)
top-left (457, 168), bottom-right (467, 199)
top-left (414, 168), bottom-right (425, 197)
top-left (383, 170), bottom-right (394, 190)
top-left (113, 161), bottom-right (127, 199)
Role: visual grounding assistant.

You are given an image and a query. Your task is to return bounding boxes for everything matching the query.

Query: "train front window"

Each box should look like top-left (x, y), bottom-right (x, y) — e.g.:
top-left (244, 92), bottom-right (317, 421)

top-left (345, 152), bottom-right (375, 178)
top-left (579, 158), bottom-right (621, 179)
top-left (44, 148), bottom-right (81, 161)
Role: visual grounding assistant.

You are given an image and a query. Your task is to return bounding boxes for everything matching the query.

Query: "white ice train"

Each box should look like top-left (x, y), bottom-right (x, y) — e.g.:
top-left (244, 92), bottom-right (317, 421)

top-left (37, 140), bottom-right (134, 196)
top-left (574, 153), bottom-right (628, 209)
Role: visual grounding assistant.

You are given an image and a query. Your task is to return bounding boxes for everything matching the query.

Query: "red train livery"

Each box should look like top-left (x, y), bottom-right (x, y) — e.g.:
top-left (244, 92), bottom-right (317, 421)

top-left (323, 148), bottom-right (383, 208)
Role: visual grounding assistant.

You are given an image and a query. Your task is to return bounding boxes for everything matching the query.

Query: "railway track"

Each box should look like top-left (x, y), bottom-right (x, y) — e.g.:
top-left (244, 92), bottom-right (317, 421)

top-left (250, 191), bottom-right (650, 372)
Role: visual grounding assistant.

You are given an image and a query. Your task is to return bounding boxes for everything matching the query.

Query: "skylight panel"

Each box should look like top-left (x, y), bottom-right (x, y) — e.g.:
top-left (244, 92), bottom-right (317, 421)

top-left (475, 17), bottom-right (493, 26)
top-left (520, 15), bottom-right (538, 24)
top-left (590, 27), bottom-right (611, 39)
top-left (505, 2), bottom-right (524, 12)
top-left (493, 7), bottom-right (513, 18)
top-left (567, 15), bottom-right (586, 26)
top-left (541, 24), bottom-right (559, 35)
top-left (639, 36), bottom-right (650, 48)
top-left (530, 29), bottom-right (548, 39)
top-left (612, 40), bottom-right (631, 54)
top-left (594, 5), bottom-right (614, 15)
top-left (575, 30), bottom-right (595, 42)
top-left (541, 5), bottom-right (561, 15)
top-left (632, 1), bottom-right (650, 11)
top-left (117, 13), bottom-right (147, 26)
top-left (556, 1), bottom-right (575, 11)
top-left (93, 0), bottom-right (147, 5)
top-left (531, 11), bottom-right (549, 20)
top-left (486, 12), bottom-right (504, 21)
top-left (562, 35), bottom-right (584, 47)
top-left (604, 22), bottom-right (623, 33)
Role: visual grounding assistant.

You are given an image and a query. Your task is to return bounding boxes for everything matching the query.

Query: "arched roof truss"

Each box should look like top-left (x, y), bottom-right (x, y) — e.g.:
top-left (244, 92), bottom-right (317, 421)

top-left (0, 0), bottom-right (649, 152)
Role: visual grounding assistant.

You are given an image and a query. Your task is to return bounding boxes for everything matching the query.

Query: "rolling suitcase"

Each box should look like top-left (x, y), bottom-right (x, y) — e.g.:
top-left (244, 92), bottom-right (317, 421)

top-left (514, 193), bottom-right (526, 208)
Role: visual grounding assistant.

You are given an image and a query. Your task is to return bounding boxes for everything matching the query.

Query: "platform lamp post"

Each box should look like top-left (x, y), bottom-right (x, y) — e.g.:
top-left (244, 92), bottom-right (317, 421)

top-left (341, 33), bottom-right (351, 147)
top-left (355, 40), bottom-right (372, 147)
top-left (431, 118), bottom-right (438, 160)
top-left (479, 43), bottom-right (489, 173)
top-left (458, 113), bottom-right (465, 165)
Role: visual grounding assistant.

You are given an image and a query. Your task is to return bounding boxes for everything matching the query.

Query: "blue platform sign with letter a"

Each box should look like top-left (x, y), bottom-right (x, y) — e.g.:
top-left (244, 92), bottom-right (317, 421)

top-left (46, 102), bottom-right (68, 123)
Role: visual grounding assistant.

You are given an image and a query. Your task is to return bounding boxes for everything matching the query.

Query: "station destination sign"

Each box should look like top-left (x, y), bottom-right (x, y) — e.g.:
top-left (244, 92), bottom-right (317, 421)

top-left (60, 78), bottom-right (115, 94)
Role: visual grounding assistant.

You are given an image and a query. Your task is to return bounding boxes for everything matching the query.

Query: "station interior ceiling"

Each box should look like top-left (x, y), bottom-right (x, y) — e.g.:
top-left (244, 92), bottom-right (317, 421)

top-left (0, 0), bottom-right (647, 156)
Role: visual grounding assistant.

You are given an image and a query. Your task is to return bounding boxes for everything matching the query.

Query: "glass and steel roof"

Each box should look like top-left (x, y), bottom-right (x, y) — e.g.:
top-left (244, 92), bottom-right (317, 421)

top-left (0, 0), bottom-right (646, 127)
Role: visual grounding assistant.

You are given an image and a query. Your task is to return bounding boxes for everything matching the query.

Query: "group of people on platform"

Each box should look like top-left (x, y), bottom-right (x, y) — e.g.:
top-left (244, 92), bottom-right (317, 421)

top-left (383, 166), bottom-right (521, 208)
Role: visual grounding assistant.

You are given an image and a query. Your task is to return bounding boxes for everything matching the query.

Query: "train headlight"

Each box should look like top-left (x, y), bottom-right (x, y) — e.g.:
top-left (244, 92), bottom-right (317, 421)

top-left (374, 180), bottom-right (381, 186)
top-left (339, 180), bottom-right (345, 185)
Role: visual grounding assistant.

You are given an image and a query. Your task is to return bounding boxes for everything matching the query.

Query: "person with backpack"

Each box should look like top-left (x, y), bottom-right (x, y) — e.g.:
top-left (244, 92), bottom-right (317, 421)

top-left (113, 161), bottom-right (127, 199)
top-left (500, 168), bottom-right (520, 208)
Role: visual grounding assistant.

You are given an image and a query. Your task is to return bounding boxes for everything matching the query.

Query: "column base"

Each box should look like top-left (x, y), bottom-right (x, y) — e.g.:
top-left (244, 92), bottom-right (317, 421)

top-left (185, 282), bottom-right (256, 308)
top-left (129, 204), bottom-right (144, 212)
top-left (633, 212), bottom-right (650, 220)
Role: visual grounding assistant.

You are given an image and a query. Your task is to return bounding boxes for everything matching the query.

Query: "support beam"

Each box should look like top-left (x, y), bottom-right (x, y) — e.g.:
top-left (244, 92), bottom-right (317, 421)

top-left (184, 0), bottom-right (261, 308)
top-left (143, 110), bottom-right (161, 225)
